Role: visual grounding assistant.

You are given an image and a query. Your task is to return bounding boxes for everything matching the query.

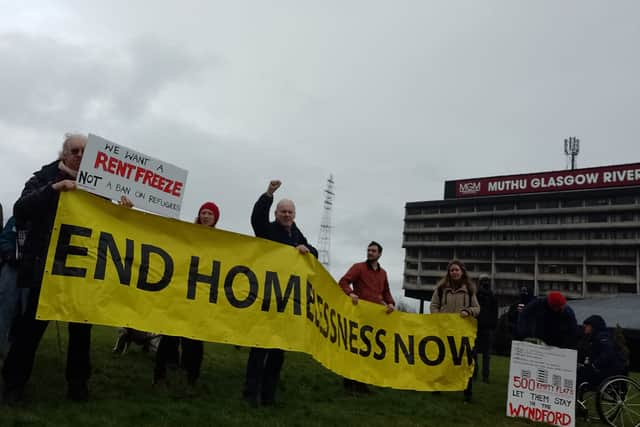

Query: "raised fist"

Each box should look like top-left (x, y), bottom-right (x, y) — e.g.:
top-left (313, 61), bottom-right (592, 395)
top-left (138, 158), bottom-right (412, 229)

top-left (267, 180), bottom-right (282, 196)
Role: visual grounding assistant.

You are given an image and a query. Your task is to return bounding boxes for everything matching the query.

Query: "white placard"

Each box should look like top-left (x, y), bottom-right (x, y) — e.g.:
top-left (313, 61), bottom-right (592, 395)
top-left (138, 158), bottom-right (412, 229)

top-left (76, 134), bottom-right (188, 218)
top-left (507, 341), bottom-right (577, 427)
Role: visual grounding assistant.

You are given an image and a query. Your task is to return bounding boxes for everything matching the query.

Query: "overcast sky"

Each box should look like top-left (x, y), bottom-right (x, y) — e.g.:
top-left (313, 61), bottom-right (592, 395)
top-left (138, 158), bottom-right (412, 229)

top-left (1, 1), bottom-right (639, 300)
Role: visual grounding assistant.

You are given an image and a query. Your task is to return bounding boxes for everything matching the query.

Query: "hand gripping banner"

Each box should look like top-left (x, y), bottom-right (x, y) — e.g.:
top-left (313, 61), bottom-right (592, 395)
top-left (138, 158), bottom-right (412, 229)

top-left (38, 191), bottom-right (477, 391)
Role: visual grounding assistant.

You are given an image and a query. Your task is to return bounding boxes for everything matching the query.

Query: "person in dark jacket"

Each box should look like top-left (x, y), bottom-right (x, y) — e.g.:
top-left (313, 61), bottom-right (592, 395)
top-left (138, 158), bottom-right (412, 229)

top-left (516, 291), bottom-right (578, 349)
top-left (1, 133), bottom-right (132, 404)
top-left (153, 201), bottom-right (221, 389)
top-left (0, 216), bottom-right (23, 357)
top-left (577, 315), bottom-right (627, 390)
top-left (507, 286), bottom-right (533, 335)
top-left (474, 274), bottom-right (498, 383)
top-left (243, 180), bottom-right (318, 407)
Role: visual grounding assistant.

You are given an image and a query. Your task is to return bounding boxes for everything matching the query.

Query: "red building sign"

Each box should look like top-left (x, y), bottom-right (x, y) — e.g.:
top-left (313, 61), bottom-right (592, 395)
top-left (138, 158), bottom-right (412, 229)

top-left (445, 163), bottom-right (640, 199)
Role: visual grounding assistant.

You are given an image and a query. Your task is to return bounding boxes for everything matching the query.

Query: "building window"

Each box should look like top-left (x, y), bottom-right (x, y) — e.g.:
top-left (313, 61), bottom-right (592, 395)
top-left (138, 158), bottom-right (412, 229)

top-left (495, 217), bottom-right (514, 226)
top-left (612, 196), bottom-right (635, 205)
top-left (539, 216), bottom-right (558, 224)
top-left (406, 249), bottom-right (418, 258)
top-left (538, 200), bottom-right (559, 209)
top-left (561, 199), bottom-right (583, 208)
top-left (613, 212), bottom-right (635, 222)
top-left (495, 203), bottom-right (513, 211)
top-left (405, 262), bottom-right (418, 270)
top-left (585, 198), bottom-right (609, 207)
top-left (587, 214), bottom-right (609, 223)
top-left (440, 219), bottom-right (455, 227)
top-left (516, 201), bottom-right (537, 210)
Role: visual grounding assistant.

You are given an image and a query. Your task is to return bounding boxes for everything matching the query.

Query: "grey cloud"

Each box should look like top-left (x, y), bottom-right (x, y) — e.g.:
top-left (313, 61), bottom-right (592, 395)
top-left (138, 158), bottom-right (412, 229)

top-left (0, 33), bottom-right (217, 130)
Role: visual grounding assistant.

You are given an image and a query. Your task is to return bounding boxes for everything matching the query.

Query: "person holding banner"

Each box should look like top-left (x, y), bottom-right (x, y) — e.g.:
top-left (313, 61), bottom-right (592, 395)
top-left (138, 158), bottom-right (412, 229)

top-left (243, 180), bottom-right (318, 407)
top-left (338, 241), bottom-right (395, 394)
top-left (516, 291), bottom-right (578, 349)
top-left (1, 133), bottom-right (133, 404)
top-left (430, 259), bottom-right (480, 402)
top-left (153, 201), bottom-right (220, 389)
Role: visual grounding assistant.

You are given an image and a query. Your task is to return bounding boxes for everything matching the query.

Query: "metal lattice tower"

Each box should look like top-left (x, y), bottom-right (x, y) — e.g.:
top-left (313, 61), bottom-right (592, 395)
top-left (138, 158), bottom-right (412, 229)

top-left (318, 174), bottom-right (335, 269)
top-left (564, 136), bottom-right (580, 170)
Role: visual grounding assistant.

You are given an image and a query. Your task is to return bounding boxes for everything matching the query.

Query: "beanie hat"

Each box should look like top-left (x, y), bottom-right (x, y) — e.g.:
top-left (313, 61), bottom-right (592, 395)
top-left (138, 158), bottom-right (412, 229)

top-left (547, 291), bottom-right (566, 309)
top-left (198, 202), bottom-right (220, 226)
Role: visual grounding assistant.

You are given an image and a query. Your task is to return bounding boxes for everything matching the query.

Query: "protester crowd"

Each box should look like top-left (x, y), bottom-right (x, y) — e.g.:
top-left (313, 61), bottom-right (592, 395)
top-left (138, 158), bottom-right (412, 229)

top-left (0, 133), bottom-right (629, 409)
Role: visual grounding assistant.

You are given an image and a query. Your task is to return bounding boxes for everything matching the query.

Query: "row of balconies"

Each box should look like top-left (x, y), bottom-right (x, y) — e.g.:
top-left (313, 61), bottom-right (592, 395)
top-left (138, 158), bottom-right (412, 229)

top-left (405, 221), bottom-right (640, 233)
top-left (405, 204), bottom-right (640, 220)
top-left (404, 239), bottom-right (640, 247)
top-left (404, 269), bottom-right (638, 284)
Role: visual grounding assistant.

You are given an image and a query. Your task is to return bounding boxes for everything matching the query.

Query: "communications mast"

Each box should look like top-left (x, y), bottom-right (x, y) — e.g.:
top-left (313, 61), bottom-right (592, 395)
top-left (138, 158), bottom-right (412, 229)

top-left (318, 174), bottom-right (335, 269)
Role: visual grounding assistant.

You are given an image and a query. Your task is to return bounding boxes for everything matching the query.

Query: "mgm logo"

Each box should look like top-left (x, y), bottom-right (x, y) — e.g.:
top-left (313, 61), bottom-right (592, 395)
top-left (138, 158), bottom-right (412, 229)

top-left (458, 182), bottom-right (481, 195)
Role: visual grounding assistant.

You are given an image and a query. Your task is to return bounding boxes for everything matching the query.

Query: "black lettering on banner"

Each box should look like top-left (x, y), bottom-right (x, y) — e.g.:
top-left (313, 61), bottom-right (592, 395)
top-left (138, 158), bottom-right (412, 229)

top-left (348, 320), bottom-right (359, 354)
top-left (136, 244), bottom-right (174, 291)
top-left (224, 265), bottom-right (258, 309)
top-left (337, 313), bottom-right (348, 350)
top-left (374, 329), bottom-right (387, 360)
top-left (52, 224), bottom-right (92, 278)
top-left (322, 301), bottom-right (329, 338)
top-left (418, 336), bottom-right (446, 366)
top-left (394, 334), bottom-right (415, 365)
top-left (329, 308), bottom-right (337, 343)
top-left (94, 232), bottom-right (133, 285)
top-left (306, 280), bottom-right (315, 322)
top-left (447, 336), bottom-right (473, 366)
top-left (262, 271), bottom-right (301, 315)
top-left (359, 325), bottom-right (373, 357)
top-left (315, 294), bottom-right (322, 328)
top-left (187, 257), bottom-right (221, 302)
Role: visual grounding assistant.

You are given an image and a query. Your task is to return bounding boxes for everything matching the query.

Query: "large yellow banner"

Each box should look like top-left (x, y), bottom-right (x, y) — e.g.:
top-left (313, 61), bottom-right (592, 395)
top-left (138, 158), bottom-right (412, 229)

top-left (38, 191), bottom-right (476, 391)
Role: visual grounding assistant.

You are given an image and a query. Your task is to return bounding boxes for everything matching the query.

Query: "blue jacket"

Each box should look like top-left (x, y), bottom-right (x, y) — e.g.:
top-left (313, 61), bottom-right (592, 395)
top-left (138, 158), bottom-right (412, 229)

top-left (517, 297), bottom-right (578, 349)
top-left (0, 216), bottom-right (16, 263)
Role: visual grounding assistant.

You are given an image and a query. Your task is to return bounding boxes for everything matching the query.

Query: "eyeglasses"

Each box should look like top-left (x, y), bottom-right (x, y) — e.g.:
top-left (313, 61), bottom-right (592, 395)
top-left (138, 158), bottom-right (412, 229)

top-left (69, 147), bottom-right (84, 155)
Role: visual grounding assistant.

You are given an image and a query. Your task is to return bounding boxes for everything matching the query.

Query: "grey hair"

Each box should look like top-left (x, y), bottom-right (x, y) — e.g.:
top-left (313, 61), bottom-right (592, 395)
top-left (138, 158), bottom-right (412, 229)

top-left (58, 132), bottom-right (88, 159)
top-left (276, 198), bottom-right (296, 212)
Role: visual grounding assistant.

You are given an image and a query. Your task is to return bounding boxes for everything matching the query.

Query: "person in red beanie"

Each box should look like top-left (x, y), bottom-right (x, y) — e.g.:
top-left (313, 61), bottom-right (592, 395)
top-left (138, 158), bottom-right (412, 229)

top-left (516, 290), bottom-right (578, 348)
top-left (153, 201), bottom-right (220, 390)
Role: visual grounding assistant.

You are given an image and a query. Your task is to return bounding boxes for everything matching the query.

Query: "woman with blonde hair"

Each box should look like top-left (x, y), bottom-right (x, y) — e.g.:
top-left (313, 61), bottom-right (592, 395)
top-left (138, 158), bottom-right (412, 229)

top-left (430, 259), bottom-right (480, 402)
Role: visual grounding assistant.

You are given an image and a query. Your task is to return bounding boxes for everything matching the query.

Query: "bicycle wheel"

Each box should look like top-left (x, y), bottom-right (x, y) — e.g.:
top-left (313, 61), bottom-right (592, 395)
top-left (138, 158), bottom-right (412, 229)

top-left (596, 375), bottom-right (640, 427)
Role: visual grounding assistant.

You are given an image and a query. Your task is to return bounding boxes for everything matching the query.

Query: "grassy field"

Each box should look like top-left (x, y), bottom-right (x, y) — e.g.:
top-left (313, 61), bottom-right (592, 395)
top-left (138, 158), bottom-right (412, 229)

top-left (0, 325), bottom-right (611, 427)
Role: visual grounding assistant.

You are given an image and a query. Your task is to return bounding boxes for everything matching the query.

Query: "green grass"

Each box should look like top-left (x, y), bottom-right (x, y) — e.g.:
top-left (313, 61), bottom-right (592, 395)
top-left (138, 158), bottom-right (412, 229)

top-left (0, 325), bottom-right (609, 426)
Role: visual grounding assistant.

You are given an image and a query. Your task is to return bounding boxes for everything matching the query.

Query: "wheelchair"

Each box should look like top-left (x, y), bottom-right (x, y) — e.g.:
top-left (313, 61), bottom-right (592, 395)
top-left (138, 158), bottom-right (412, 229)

top-left (577, 374), bottom-right (640, 426)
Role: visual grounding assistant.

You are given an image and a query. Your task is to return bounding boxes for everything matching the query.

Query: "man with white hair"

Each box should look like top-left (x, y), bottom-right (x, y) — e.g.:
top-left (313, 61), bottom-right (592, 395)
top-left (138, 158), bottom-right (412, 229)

top-left (2, 133), bottom-right (131, 404)
top-left (243, 180), bottom-right (318, 407)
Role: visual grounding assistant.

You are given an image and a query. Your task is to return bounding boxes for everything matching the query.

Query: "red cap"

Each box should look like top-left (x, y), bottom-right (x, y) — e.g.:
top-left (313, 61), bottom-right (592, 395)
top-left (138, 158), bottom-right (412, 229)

top-left (198, 202), bottom-right (220, 226)
top-left (547, 291), bottom-right (566, 308)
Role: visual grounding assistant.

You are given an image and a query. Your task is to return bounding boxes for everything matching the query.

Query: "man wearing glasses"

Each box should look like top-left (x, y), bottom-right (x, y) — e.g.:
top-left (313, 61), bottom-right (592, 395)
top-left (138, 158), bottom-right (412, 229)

top-left (2, 133), bottom-right (130, 404)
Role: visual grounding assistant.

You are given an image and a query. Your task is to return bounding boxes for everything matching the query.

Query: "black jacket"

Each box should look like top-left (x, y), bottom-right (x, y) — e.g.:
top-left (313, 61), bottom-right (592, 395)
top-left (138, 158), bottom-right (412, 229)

top-left (516, 298), bottom-right (578, 349)
top-left (476, 287), bottom-right (498, 331)
top-left (14, 160), bottom-right (71, 288)
top-left (251, 193), bottom-right (318, 258)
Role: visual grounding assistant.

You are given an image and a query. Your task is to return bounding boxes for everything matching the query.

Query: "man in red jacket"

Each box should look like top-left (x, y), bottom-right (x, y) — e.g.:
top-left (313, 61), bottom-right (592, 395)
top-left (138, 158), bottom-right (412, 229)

top-left (338, 241), bottom-right (395, 394)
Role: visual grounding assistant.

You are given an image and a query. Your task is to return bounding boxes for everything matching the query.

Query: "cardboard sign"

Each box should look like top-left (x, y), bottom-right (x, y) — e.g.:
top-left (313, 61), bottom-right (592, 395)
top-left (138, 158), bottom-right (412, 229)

top-left (76, 134), bottom-right (188, 218)
top-left (507, 341), bottom-right (577, 427)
